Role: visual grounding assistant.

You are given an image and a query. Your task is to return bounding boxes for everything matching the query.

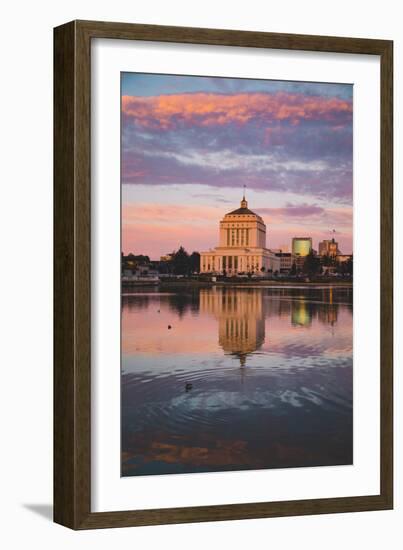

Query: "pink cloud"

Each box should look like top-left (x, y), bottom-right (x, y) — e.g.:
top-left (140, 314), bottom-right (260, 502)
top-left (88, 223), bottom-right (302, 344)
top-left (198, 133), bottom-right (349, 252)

top-left (122, 92), bottom-right (352, 130)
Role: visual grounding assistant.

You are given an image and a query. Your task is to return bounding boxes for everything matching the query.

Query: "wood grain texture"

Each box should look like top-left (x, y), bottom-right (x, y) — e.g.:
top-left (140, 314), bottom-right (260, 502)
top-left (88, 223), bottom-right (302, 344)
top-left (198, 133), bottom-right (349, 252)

top-left (54, 21), bottom-right (76, 528)
top-left (54, 20), bottom-right (91, 528)
top-left (380, 40), bottom-right (393, 506)
top-left (54, 20), bottom-right (393, 530)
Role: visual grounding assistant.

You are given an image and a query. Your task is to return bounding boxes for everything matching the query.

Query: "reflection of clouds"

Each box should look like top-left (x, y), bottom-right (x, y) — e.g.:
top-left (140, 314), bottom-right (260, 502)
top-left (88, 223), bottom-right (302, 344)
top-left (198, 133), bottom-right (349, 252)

top-left (121, 429), bottom-right (319, 474)
top-left (122, 433), bottom-right (251, 471)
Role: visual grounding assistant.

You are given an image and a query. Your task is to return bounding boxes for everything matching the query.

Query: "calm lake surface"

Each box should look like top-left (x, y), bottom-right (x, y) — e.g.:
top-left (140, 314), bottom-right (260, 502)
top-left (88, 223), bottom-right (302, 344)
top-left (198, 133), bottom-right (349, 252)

top-left (121, 285), bottom-right (353, 476)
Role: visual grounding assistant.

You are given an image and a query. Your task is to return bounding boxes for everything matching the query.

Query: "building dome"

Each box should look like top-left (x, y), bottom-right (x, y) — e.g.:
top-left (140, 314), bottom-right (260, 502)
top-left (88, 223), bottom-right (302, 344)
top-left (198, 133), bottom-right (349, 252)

top-left (224, 196), bottom-right (263, 221)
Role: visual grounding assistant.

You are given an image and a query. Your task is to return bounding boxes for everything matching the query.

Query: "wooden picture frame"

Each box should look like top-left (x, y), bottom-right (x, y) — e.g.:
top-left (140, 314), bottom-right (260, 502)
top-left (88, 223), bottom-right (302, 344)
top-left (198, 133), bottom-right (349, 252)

top-left (54, 19), bottom-right (393, 529)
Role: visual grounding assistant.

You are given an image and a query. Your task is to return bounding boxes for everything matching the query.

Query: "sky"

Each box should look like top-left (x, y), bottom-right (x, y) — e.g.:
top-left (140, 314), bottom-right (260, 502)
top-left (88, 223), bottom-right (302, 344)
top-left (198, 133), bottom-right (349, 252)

top-left (121, 73), bottom-right (353, 260)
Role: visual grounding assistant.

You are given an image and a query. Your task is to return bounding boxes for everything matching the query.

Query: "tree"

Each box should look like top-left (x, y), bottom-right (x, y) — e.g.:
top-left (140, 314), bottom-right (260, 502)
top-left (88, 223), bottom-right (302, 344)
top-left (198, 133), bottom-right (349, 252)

top-left (346, 256), bottom-right (353, 275)
top-left (303, 251), bottom-right (321, 276)
top-left (290, 262), bottom-right (297, 276)
top-left (335, 255), bottom-right (353, 276)
top-left (321, 253), bottom-right (335, 267)
top-left (172, 246), bottom-right (190, 275)
top-left (189, 251), bottom-right (201, 274)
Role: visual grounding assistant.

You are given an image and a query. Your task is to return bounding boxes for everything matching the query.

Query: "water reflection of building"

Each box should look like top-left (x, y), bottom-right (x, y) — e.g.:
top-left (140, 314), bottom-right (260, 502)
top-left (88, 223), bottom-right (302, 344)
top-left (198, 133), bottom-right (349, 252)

top-left (200, 288), bottom-right (265, 366)
top-left (291, 289), bottom-right (340, 327)
top-left (317, 304), bottom-right (339, 326)
top-left (291, 300), bottom-right (312, 327)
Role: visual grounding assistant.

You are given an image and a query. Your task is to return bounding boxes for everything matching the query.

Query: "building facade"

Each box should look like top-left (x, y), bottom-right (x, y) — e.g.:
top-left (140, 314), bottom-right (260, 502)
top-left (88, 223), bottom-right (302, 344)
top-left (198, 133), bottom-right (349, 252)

top-left (292, 237), bottom-right (312, 257)
top-left (274, 251), bottom-right (293, 273)
top-left (200, 196), bottom-right (280, 275)
top-left (291, 237), bottom-right (312, 270)
top-left (318, 238), bottom-right (340, 257)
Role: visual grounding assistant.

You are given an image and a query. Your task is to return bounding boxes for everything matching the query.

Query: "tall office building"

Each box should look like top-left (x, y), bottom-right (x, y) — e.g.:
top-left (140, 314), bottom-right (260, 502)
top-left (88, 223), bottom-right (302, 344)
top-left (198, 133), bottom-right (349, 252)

top-left (292, 237), bottom-right (312, 257)
top-left (319, 239), bottom-right (339, 257)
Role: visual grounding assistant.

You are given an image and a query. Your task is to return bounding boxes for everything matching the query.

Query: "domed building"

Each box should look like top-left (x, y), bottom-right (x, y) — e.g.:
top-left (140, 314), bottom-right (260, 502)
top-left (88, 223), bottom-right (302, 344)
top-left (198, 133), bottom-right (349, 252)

top-left (200, 194), bottom-right (280, 276)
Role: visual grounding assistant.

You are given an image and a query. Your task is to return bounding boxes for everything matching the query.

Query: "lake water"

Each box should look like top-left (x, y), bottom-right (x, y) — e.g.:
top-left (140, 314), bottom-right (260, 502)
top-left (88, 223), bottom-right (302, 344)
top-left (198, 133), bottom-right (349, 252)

top-left (121, 285), bottom-right (353, 476)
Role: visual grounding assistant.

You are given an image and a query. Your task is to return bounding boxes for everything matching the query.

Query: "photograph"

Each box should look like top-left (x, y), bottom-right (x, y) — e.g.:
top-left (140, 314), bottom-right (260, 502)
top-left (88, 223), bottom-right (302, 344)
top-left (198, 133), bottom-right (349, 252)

top-left (120, 72), bottom-right (354, 477)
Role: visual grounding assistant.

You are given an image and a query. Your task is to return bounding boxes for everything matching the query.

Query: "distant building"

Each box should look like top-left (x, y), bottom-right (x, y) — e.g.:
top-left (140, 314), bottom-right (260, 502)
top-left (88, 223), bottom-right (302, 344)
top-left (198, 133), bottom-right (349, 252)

top-left (292, 237), bottom-right (312, 257)
top-left (274, 252), bottom-right (293, 273)
top-left (122, 265), bottom-right (160, 285)
top-left (122, 253), bottom-right (151, 270)
top-left (200, 194), bottom-right (280, 275)
top-left (319, 238), bottom-right (340, 257)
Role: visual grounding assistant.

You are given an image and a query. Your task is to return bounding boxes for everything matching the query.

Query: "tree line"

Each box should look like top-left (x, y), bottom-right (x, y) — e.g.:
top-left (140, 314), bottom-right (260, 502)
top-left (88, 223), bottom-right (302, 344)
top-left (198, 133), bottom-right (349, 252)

top-left (162, 247), bottom-right (200, 275)
top-left (122, 247), bottom-right (200, 276)
top-left (290, 251), bottom-right (353, 276)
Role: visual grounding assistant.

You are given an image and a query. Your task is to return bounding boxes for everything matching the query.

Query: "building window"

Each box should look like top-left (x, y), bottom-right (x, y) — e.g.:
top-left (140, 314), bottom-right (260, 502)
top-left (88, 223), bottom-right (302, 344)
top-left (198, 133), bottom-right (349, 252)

top-left (246, 229), bottom-right (249, 245)
top-left (227, 229), bottom-right (230, 246)
top-left (228, 256), bottom-right (233, 269)
top-left (234, 256), bottom-right (238, 270)
top-left (223, 256), bottom-right (226, 270)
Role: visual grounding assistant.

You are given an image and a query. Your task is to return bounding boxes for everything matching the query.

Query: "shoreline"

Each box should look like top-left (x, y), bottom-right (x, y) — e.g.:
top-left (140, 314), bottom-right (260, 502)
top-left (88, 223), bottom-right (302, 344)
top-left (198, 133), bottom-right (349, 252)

top-left (122, 280), bottom-right (353, 289)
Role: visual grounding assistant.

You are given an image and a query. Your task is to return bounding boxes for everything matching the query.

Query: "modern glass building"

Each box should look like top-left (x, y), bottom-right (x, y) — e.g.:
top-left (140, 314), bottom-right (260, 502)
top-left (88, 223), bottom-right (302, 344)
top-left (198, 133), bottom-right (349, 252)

top-left (292, 237), bottom-right (312, 257)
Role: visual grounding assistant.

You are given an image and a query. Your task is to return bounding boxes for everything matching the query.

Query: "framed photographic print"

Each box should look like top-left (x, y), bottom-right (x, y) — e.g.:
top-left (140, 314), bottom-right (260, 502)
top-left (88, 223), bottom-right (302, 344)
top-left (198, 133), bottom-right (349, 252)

top-left (54, 20), bottom-right (393, 529)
